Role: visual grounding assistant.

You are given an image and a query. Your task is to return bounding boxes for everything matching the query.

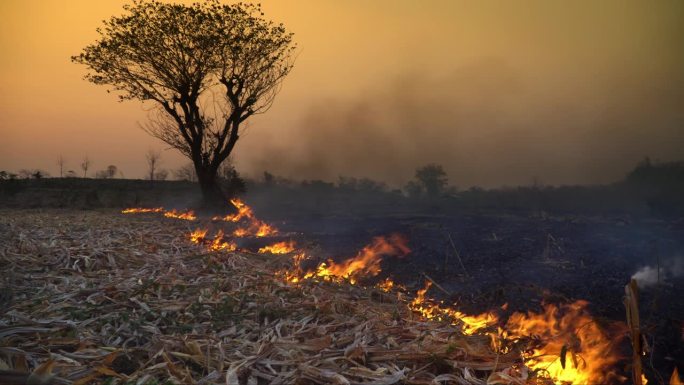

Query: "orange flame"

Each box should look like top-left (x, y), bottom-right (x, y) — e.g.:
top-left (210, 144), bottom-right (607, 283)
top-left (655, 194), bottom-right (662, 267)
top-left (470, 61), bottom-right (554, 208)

top-left (504, 300), bottom-right (625, 384)
top-left (213, 198), bottom-right (252, 222)
top-left (208, 229), bottom-right (237, 252)
top-left (163, 209), bottom-right (197, 221)
top-left (409, 281), bottom-right (498, 335)
top-left (258, 241), bottom-right (296, 254)
top-left (189, 228), bottom-right (236, 252)
top-left (189, 228), bottom-right (208, 244)
top-left (376, 277), bottom-right (400, 292)
top-left (672, 368), bottom-right (682, 385)
top-left (215, 198), bottom-right (278, 237)
top-left (121, 207), bottom-right (164, 214)
top-left (284, 235), bottom-right (410, 284)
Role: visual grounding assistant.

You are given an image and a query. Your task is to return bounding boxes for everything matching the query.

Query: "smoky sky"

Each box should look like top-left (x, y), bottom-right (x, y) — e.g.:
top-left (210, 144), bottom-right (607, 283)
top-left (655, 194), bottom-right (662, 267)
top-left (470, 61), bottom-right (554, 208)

top-left (1, 0), bottom-right (683, 186)
top-left (242, 57), bottom-right (684, 187)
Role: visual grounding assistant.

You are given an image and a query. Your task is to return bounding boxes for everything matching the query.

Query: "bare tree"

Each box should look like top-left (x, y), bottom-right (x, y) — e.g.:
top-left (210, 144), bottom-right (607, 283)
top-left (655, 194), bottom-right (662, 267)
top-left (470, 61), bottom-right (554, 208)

top-left (81, 156), bottom-right (91, 178)
top-left (146, 150), bottom-right (161, 181)
top-left (154, 169), bottom-right (169, 181)
top-left (57, 155), bottom-right (66, 178)
top-left (174, 163), bottom-right (197, 182)
top-left (73, 0), bottom-right (296, 206)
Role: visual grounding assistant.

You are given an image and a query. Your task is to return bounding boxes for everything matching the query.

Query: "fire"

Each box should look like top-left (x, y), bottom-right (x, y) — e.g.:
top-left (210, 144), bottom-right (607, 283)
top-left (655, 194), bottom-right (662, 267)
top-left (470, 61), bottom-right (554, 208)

top-left (504, 300), bottom-right (624, 384)
top-left (258, 241), bottom-right (296, 254)
top-left (121, 207), bottom-right (164, 214)
top-left (215, 198), bottom-right (278, 237)
top-left (672, 368), bottom-right (682, 385)
top-left (376, 277), bottom-right (399, 292)
top-left (213, 198), bottom-right (252, 222)
top-left (280, 253), bottom-right (309, 283)
top-left (163, 209), bottom-right (197, 221)
top-left (124, 202), bottom-right (628, 384)
top-left (208, 229), bottom-right (237, 251)
top-left (189, 228), bottom-right (236, 252)
top-left (409, 281), bottom-right (498, 335)
top-left (283, 234), bottom-right (410, 284)
top-left (189, 228), bottom-right (207, 244)
top-left (255, 223), bottom-right (277, 237)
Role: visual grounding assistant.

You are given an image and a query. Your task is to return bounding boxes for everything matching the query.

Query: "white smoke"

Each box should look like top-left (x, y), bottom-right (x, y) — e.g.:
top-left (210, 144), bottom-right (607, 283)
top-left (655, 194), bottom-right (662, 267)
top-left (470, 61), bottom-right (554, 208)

top-left (631, 257), bottom-right (684, 288)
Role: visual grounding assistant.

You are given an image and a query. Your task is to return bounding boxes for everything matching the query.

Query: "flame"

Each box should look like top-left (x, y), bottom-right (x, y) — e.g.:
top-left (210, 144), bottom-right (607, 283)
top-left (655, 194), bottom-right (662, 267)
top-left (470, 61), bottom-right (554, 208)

top-left (163, 209), bottom-right (197, 221)
top-left (122, 207), bottom-right (164, 214)
top-left (255, 223), bottom-right (277, 237)
top-left (283, 235), bottom-right (410, 284)
top-left (376, 277), bottom-right (398, 292)
top-left (189, 228), bottom-right (236, 252)
top-left (672, 368), bottom-right (682, 385)
top-left (213, 198), bottom-right (252, 222)
top-left (208, 229), bottom-right (237, 252)
top-left (409, 281), bottom-right (498, 335)
top-left (280, 253), bottom-right (309, 283)
top-left (189, 228), bottom-right (208, 244)
top-left (214, 198), bottom-right (278, 237)
top-left (504, 300), bottom-right (624, 384)
top-left (258, 241), bottom-right (296, 254)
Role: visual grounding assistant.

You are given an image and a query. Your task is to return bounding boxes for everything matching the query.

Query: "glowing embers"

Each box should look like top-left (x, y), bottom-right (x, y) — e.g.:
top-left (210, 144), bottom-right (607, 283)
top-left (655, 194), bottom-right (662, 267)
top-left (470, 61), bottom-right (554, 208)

top-left (501, 300), bottom-right (625, 385)
top-left (282, 234), bottom-right (409, 285)
top-left (189, 228), bottom-right (236, 252)
top-left (214, 198), bottom-right (278, 237)
top-left (258, 240), bottom-right (296, 254)
top-left (121, 207), bottom-right (164, 214)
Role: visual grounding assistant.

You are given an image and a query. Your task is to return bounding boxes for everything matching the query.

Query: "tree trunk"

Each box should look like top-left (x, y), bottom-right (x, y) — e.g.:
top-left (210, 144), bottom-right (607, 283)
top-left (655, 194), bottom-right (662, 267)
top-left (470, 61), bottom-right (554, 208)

top-left (196, 164), bottom-right (230, 209)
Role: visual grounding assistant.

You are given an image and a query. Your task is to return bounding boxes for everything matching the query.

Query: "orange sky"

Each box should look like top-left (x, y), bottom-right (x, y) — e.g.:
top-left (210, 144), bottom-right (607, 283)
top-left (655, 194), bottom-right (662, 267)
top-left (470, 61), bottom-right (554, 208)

top-left (1, 0), bottom-right (683, 186)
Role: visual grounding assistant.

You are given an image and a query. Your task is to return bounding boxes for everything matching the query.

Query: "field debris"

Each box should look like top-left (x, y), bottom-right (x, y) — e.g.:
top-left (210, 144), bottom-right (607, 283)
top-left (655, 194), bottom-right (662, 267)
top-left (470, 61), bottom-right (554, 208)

top-left (1, 208), bottom-right (626, 384)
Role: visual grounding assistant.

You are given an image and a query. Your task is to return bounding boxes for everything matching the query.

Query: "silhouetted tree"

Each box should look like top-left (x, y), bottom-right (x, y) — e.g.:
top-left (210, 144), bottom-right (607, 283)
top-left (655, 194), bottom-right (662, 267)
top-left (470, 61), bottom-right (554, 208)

top-left (404, 180), bottom-right (423, 198)
top-left (218, 160), bottom-right (246, 195)
top-left (73, 0), bottom-right (296, 206)
top-left (57, 155), bottom-right (66, 178)
top-left (18, 169), bottom-right (32, 179)
top-left (95, 165), bottom-right (118, 179)
top-left (154, 169), bottom-right (169, 181)
top-left (174, 163), bottom-right (197, 182)
top-left (146, 150), bottom-right (161, 181)
top-left (81, 156), bottom-right (91, 178)
top-left (415, 164), bottom-right (448, 197)
top-left (106, 165), bottom-right (118, 178)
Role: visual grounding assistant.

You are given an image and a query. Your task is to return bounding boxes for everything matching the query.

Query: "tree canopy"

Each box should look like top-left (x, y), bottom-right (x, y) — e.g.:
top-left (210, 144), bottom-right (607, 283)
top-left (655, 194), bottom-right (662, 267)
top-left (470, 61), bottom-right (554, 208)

top-left (73, 0), bottom-right (296, 203)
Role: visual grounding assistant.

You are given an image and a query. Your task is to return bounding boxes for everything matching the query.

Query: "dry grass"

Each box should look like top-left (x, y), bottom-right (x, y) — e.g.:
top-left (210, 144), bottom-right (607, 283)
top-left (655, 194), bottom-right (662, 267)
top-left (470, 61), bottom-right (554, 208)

top-left (0, 209), bottom-right (532, 385)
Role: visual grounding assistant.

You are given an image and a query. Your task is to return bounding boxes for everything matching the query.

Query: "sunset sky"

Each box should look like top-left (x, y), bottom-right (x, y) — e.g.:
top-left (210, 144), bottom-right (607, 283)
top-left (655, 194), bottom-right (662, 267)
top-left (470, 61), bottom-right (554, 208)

top-left (1, 0), bottom-right (682, 187)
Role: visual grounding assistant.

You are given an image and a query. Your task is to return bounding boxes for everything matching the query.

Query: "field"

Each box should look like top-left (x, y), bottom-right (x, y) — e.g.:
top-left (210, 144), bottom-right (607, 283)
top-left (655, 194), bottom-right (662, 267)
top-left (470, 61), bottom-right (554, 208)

top-left (1, 178), bottom-right (683, 384)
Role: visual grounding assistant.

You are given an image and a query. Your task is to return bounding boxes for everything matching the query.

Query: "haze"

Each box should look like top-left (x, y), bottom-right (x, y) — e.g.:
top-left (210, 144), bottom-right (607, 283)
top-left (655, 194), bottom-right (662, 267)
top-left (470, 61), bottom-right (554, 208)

top-left (1, 0), bottom-right (682, 187)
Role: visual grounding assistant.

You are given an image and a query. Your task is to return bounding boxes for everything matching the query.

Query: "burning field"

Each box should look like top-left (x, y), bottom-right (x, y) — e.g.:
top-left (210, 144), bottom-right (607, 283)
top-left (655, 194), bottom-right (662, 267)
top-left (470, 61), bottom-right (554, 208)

top-left (0, 201), bottom-right (681, 385)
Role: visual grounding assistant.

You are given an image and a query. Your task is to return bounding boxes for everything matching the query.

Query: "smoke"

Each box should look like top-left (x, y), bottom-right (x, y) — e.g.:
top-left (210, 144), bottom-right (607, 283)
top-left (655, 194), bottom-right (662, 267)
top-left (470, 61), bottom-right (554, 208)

top-left (632, 257), bottom-right (684, 288)
top-left (240, 57), bottom-right (684, 188)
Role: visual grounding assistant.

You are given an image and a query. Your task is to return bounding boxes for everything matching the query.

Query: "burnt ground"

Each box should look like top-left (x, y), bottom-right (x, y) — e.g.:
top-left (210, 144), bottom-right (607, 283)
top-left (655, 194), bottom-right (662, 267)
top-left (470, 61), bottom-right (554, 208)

top-left (2, 176), bottom-right (682, 382)
top-left (250, 196), bottom-right (684, 384)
